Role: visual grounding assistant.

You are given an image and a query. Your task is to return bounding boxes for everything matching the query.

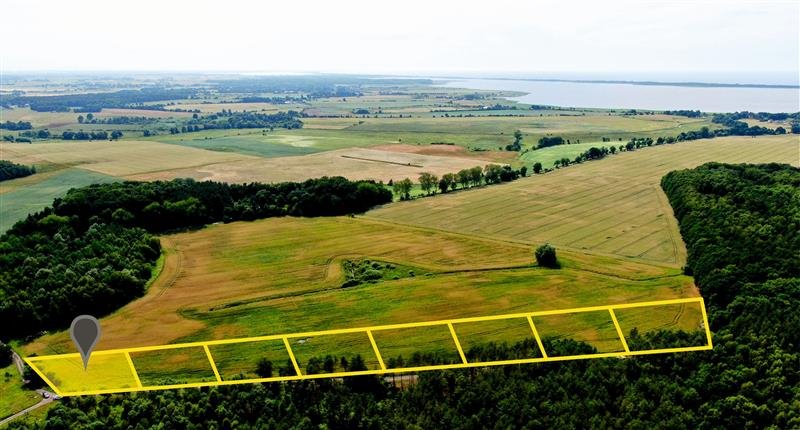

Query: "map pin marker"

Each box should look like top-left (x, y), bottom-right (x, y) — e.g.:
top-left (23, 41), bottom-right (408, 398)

top-left (70, 315), bottom-right (101, 370)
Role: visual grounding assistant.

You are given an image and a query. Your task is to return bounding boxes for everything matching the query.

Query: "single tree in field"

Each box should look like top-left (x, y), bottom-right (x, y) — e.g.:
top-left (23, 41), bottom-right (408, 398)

top-left (534, 243), bottom-right (559, 268)
top-left (77, 115), bottom-right (84, 124)
top-left (86, 113), bottom-right (94, 122)
top-left (519, 166), bottom-right (528, 177)
top-left (255, 358), bottom-right (273, 378)
top-left (533, 162), bottom-right (543, 174)
top-left (393, 178), bottom-right (413, 200)
top-left (505, 129), bottom-right (523, 151)
top-left (419, 172), bottom-right (438, 195)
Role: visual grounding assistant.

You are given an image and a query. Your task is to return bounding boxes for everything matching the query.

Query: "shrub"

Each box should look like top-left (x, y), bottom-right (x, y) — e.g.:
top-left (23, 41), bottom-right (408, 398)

top-left (534, 243), bottom-right (559, 268)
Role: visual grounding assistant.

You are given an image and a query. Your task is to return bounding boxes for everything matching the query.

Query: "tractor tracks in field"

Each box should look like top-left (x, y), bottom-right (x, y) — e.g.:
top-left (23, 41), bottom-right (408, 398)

top-left (152, 237), bottom-right (183, 299)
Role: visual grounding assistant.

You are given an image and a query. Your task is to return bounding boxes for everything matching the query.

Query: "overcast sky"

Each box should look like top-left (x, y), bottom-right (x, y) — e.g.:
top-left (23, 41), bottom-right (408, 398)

top-left (3, 0), bottom-right (798, 79)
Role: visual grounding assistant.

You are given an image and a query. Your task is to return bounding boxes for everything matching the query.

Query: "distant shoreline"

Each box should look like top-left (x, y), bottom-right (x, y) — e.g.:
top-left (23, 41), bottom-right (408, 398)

top-left (436, 76), bottom-right (799, 89)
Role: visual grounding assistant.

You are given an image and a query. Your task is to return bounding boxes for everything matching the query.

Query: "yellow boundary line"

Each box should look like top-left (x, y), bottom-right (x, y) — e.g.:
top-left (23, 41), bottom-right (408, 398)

top-left (203, 345), bottom-right (222, 382)
top-left (366, 330), bottom-right (386, 370)
top-left (124, 352), bottom-right (143, 388)
top-left (608, 309), bottom-right (630, 353)
top-left (526, 315), bottom-right (548, 358)
top-left (282, 337), bottom-right (302, 376)
top-left (448, 323), bottom-right (468, 364)
top-left (23, 297), bottom-right (712, 397)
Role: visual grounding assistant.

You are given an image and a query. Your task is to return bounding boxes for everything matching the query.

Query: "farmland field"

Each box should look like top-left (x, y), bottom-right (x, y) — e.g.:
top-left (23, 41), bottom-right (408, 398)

top-left (0, 168), bottom-right (118, 232)
top-left (0, 140), bottom-right (255, 177)
top-left (25, 216), bottom-right (702, 382)
top-left (126, 147), bottom-right (494, 183)
top-left (367, 135), bottom-right (800, 266)
top-left (143, 113), bottom-right (718, 160)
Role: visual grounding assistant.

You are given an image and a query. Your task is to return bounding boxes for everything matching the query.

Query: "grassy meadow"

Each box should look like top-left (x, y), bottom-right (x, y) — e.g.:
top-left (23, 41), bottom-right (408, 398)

top-left (0, 364), bottom-right (41, 421)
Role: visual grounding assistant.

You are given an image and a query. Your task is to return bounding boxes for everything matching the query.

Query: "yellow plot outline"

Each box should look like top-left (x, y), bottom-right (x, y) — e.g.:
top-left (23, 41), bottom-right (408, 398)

top-left (24, 297), bottom-right (713, 397)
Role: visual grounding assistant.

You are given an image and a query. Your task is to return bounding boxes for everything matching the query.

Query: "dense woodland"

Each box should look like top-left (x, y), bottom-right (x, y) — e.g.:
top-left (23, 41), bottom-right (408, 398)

top-left (0, 120), bottom-right (33, 130)
top-left (8, 162), bottom-right (799, 429)
top-left (0, 177), bottom-right (392, 340)
top-left (0, 160), bottom-right (36, 181)
top-left (7, 88), bottom-right (200, 112)
top-left (188, 110), bottom-right (303, 130)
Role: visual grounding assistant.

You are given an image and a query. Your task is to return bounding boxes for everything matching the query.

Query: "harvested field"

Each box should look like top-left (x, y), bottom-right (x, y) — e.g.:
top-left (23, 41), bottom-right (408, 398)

top-left (366, 135), bottom-right (800, 265)
top-left (0, 140), bottom-right (255, 177)
top-left (127, 147), bottom-right (495, 183)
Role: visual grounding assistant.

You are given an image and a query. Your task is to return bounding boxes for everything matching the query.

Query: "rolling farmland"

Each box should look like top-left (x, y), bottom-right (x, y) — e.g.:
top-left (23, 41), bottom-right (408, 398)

top-left (367, 135), bottom-right (800, 265)
top-left (25, 216), bottom-right (702, 383)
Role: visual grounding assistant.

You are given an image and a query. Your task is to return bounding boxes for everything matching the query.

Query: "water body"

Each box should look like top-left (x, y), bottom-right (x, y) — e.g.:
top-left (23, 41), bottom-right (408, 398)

top-left (438, 78), bottom-right (799, 113)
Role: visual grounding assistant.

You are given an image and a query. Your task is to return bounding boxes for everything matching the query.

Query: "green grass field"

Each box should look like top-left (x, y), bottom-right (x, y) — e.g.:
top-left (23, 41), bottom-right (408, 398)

top-left (0, 364), bottom-right (40, 421)
top-left (520, 141), bottom-right (614, 168)
top-left (0, 168), bottom-right (118, 232)
top-left (367, 135), bottom-right (799, 266)
top-left (138, 111), bottom-right (717, 160)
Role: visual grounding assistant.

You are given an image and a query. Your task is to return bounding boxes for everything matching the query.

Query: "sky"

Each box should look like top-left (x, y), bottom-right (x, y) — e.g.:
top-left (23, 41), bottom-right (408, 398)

top-left (2, 0), bottom-right (798, 81)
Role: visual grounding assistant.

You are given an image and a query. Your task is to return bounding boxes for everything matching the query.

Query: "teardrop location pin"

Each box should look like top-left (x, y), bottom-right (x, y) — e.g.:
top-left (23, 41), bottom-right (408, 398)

top-left (70, 315), bottom-right (101, 370)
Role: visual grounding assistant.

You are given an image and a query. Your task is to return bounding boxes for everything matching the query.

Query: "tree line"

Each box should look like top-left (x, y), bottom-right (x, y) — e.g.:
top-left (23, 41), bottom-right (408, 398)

top-left (0, 177), bottom-right (392, 341)
top-left (0, 160), bottom-right (36, 181)
top-left (8, 162), bottom-right (800, 429)
top-left (391, 164), bottom-right (528, 200)
top-left (60, 130), bottom-right (123, 140)
top-left (6, 88), bottom-right (200, 112)
top-left (0, 120), bottom-right (32, 130)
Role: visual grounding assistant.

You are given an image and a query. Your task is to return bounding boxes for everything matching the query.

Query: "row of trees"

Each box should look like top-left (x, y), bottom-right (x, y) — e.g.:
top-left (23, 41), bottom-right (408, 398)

top-left (60, 130), bottom-right (123, 140)
top-left (78, 113), bottom-right (156, 125)
top-left (10, 163), bottom-right (800, 429)
top-left (391, 164), bottom-right (528, 200)
top-left (0, 177), bottom-right (392, 340)
top-left (543, 119), bottom-right (791, 171)
top-left (663, 109), bottom-right (703, 117)
top-left (0, 160), bottom-right (36, 181)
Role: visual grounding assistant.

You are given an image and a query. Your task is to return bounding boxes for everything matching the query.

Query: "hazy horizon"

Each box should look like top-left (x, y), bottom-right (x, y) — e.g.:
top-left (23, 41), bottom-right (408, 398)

top-left (3, 0), bottom-right (798, 83)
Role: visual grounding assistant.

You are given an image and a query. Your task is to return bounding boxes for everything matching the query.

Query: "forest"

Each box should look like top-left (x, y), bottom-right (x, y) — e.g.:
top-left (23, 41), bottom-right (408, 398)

top-left (7, 88), bottom-right (200, 112)
top-left (8, 162), bottom-right (798, 429)
top-left (188, 110), bottom-right (304, 130)
top-left (0, 177), bottom-right (392, 340)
